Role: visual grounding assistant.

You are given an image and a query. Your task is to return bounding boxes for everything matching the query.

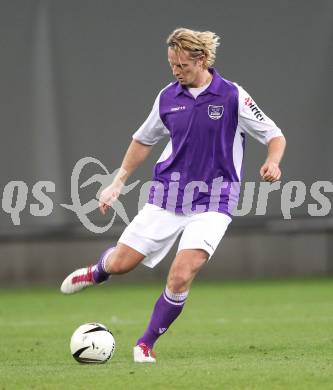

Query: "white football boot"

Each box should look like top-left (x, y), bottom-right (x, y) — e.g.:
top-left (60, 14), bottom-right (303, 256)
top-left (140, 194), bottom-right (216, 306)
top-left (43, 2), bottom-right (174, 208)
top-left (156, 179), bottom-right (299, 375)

top-left (133, 343), bottom-right (156, 363)
top-left (60, 265), bottom-right (95, 294)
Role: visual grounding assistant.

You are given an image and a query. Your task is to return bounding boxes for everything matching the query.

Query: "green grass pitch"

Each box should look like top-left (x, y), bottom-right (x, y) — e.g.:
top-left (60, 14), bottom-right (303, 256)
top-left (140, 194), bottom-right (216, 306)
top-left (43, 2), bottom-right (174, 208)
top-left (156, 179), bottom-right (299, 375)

top-left (1, 279), bottom-right (333, 389)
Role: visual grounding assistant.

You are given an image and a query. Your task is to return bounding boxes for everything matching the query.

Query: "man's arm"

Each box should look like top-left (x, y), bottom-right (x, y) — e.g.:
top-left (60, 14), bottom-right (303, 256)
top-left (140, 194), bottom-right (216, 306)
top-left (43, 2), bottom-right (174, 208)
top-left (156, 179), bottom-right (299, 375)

top-left (234, 84), bottom-right (286, 183)
top-left (99, 140), bottom-right (153, 215)
top-left (99, 89), bottom-right (169, 214)
top-left (260, 136), bottom-right (286, 182)
top-left (114, 139), bottom-right (153, 184)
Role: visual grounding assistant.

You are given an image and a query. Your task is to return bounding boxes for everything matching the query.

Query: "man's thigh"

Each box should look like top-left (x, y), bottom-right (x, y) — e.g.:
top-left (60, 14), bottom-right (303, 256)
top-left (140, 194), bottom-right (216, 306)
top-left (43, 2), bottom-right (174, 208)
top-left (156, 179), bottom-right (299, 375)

top-left (178, 211), bottom-right (232, 259)
top-left (118, 203), bottom-right (186, 268)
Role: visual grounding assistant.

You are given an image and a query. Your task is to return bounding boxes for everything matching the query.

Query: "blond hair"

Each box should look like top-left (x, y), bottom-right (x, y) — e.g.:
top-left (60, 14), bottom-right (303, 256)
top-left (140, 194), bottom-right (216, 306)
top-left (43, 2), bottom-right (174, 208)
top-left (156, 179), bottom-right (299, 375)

top-left (167, 28), bottom-right (220, 68)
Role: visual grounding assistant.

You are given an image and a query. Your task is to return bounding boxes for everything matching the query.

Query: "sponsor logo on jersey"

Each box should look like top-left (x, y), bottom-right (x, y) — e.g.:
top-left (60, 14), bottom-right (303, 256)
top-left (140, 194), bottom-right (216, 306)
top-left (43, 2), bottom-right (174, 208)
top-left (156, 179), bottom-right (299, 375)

top-left (170, 105), bottom-right (186, 112)
top-left (208, 105), bottom-right (224, 120)
top-left (244, 96), bottom-right (265, 121)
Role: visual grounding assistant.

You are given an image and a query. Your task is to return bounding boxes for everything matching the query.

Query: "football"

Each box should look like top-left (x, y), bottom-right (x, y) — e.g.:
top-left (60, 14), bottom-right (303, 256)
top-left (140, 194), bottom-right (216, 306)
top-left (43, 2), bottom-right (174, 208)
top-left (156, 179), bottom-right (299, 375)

top-left (70, 323), bottom-right (115, 364)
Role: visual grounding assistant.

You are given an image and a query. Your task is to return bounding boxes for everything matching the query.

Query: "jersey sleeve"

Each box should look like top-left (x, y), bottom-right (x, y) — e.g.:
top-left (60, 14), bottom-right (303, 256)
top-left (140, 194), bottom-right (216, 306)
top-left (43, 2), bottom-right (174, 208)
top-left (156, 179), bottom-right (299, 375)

top-left (235, 83), bottom-right (284, 145)
top-left (132, 91), bottom-right (170, 145)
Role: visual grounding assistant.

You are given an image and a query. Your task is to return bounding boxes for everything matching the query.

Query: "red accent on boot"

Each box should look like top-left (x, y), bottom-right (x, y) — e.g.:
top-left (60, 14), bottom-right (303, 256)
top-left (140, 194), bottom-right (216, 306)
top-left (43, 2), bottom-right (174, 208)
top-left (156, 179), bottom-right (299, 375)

top-left (138, 343), bottom-right (156, 358)
top-left (72, 265), bottom-right (93, 284)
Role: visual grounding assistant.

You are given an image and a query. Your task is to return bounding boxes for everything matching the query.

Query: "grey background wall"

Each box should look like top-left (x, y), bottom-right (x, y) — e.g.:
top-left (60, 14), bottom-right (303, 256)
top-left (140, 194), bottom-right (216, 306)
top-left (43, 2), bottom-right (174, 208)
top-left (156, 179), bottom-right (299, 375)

top-left (0, 0), bottom-right (332, 284)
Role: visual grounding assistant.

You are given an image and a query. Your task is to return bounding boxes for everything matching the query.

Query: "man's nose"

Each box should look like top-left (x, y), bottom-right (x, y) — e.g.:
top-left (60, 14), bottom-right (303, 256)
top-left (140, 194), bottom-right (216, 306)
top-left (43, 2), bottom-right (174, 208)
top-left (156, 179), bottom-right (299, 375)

top-left (172, 66), bottom-right (180, 77)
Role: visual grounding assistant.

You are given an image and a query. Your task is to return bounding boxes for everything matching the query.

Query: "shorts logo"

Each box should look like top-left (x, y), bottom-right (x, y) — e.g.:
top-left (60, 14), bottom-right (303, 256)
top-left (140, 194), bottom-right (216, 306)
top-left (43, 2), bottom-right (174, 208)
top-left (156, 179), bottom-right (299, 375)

top-left (208, 105), bottom-right (224, 120)
top-left (204, 240), bottom-right (215, 251)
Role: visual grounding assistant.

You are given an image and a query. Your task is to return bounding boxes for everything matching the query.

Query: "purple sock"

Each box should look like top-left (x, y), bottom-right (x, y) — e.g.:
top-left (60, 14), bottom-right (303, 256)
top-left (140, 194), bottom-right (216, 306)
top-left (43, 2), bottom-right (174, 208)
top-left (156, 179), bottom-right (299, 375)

top-left (136, 287), bottom-right (189, 349)
top-left (92, 246), bottom-right (114, 284)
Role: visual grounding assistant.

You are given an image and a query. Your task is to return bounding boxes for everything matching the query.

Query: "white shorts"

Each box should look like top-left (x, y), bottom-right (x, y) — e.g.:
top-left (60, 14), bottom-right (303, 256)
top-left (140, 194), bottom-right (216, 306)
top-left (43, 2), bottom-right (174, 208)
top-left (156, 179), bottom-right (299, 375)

top-left (118, 203), bottom-right (232, 268)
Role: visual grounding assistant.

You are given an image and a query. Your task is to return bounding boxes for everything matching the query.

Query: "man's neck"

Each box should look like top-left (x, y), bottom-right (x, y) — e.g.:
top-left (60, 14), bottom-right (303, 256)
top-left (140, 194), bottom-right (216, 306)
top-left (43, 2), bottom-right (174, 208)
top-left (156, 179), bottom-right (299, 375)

top-left (189, 70), bottom-right (212, 88)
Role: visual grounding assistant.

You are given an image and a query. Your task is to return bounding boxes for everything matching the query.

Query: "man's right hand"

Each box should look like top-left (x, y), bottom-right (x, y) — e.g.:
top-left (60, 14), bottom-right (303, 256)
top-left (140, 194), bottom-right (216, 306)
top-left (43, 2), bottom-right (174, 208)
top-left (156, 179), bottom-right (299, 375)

top-left (99, 180), bottom-right (124, 215)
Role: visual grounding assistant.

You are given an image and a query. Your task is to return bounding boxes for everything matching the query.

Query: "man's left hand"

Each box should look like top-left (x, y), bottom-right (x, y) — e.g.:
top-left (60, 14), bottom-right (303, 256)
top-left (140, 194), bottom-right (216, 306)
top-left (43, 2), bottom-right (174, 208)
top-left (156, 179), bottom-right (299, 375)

top-left (259, 161), bottom-right (281, 182)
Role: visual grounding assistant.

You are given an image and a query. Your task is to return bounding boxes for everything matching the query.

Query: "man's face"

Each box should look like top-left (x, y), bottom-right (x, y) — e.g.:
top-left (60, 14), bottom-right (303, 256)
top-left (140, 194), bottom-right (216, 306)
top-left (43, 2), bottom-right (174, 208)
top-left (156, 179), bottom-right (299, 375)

top-left (168, 47), bottom-right (203, 87)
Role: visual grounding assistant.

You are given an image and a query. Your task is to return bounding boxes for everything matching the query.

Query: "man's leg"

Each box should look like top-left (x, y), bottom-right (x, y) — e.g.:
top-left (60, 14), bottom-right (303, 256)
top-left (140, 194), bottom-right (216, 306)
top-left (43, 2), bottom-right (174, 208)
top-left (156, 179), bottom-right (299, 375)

top-left (60, 243), bottom-right (145, 294)
top-left (61, 203), bottom-right (183, 294)
top-left (98, 243), bottom-right (146, 274)
top-left (134, 248), bottom-right (208, 362)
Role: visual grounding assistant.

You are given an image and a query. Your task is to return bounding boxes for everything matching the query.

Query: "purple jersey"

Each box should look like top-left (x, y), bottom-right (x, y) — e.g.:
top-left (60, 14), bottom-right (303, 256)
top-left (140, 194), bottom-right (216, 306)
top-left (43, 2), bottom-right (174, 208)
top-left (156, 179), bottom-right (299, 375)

top-left (133, 68), bottom-right (283, 217)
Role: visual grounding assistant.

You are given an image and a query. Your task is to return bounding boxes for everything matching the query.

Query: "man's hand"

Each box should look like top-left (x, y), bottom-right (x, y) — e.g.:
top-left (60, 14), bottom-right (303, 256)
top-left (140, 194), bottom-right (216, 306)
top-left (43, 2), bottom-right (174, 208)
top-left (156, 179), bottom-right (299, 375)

top-left (99, 180), bottom-right (124, 215)
top-left (260, 136), bottom-right (286, 182)
top-left (97, 140), bottom-right (153, 215)
top-left (259, 161), bottom-right (281, 182)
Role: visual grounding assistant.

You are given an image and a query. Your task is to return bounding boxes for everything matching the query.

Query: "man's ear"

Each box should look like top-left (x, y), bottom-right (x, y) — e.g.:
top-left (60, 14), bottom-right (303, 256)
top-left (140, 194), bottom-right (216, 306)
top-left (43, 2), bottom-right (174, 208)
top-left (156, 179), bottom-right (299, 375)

top-left (199, 56), bottom-right (206, 69)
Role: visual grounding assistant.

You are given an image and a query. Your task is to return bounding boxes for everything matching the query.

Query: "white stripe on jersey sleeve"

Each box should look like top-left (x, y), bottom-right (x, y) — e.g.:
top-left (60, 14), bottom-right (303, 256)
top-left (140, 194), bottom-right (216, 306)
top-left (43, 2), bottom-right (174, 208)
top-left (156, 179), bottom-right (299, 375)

top-left (132, 90), bottom-right (170, 145)
top-left (234, 83), bottom-right (283, 145)
top-left (232, 125), bottom-right (244, 181)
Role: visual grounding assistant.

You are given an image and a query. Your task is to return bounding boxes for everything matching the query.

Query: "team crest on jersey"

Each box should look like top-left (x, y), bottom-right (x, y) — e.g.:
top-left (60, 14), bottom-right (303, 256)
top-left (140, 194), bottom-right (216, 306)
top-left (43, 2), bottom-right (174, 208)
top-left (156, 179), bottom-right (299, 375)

top-left (208, 105), bottom-right (224, 120)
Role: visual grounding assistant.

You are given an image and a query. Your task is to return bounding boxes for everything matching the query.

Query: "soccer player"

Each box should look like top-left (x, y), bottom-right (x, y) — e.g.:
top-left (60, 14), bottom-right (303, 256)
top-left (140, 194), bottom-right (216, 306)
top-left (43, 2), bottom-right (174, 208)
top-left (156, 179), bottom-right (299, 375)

top-left (61, 28), bottom-right (286, 363)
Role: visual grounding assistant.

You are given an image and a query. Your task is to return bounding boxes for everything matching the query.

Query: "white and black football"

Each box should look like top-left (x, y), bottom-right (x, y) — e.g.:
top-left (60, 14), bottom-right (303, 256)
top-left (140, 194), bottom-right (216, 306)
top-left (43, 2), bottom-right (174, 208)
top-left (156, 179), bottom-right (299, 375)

top-left (70, 323), bottom-right (115, 364)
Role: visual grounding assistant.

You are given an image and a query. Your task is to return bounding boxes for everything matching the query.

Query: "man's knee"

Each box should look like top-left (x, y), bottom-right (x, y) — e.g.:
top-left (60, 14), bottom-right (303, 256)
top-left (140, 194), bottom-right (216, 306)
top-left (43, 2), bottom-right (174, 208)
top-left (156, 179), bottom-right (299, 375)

top-left (167, 249), bottom-right (209, 292)
top-left (167, 272), bottom-right (190, 292)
